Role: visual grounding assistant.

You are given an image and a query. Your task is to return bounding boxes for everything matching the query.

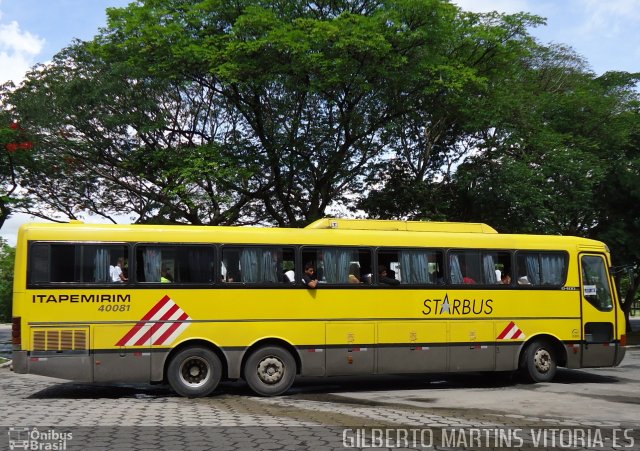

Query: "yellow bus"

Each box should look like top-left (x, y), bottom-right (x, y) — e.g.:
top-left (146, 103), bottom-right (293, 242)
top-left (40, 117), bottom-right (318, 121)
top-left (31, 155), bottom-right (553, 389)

top-left (12, 218), bottom-right (626, 397)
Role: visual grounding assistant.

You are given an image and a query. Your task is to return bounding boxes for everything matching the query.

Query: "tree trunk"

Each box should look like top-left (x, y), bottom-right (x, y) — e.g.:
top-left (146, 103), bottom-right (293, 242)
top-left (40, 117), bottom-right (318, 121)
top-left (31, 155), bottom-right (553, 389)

top-left (620, 270), bottom-right (640, 334)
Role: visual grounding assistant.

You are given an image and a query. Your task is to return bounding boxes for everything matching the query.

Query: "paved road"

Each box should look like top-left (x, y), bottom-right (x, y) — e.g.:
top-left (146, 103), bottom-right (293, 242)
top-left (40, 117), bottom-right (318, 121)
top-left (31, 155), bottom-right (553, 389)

top-left (0, 324), bottom-right (10, 358)
top-left (1, 345), bottom-right (639, 450)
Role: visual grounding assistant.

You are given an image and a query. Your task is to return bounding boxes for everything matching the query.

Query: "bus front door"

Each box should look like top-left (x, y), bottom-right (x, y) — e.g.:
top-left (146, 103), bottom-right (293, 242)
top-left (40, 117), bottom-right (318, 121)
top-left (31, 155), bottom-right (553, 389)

top-left (580, 254), bottom-right (617, 367)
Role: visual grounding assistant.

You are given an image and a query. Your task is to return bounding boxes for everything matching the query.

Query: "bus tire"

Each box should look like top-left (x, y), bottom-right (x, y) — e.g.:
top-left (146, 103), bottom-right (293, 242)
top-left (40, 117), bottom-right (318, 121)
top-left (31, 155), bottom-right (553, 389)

top-left (521, 339), bottom-right (557, 383)
top-left (244, 346), bottom-right (296, 396)
top-left (167, 346), bottom-right (222, 398)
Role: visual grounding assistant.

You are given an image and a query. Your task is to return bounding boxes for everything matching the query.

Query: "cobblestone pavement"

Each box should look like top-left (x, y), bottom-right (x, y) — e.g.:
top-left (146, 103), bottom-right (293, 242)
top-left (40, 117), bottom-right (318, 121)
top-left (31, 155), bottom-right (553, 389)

top-left (1, 351), bottom-right (639, 450)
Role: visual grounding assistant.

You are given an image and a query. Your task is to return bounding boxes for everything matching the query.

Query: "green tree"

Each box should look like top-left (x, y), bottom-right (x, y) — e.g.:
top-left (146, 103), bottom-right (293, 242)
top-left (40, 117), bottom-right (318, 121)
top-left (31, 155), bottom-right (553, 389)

top-left (359, 9), bottom-right (545, 220)
top-left (0, 238), bottom-right (15, 322)
top-left (592, 77), bottom-right (640, 330)
top-left (7, 0), bottom-right (543, 227)
top-left (451, 48), bottom-right (639, 232)
top-left (10, 43), bottom-right (251, 225)
top-left (0, 93), bottom-right (36, 229)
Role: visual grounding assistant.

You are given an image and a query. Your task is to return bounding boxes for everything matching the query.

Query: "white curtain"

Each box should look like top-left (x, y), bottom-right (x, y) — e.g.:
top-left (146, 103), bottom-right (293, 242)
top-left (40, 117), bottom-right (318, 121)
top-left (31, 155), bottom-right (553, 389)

top-left (323, 249), bottom-right (356, 284)
top-left (240, 248), bottom-right (278, 283)
top-left (144, 248), bottom-right (162, 282)
top-left (92, 247), bottom-right (110, 283)
top-left (400, 251), bottom-right (430, 284)
top-left (526, 255), bottom-right (541, 285)
top-left (541, 254), bottom-right (565, 285)
top-left (482, 254), bottom-right (498, 284)
top-left (449, 254), bottom-right (464, 284)
top-left (240, 248), bottom-right (260, 282)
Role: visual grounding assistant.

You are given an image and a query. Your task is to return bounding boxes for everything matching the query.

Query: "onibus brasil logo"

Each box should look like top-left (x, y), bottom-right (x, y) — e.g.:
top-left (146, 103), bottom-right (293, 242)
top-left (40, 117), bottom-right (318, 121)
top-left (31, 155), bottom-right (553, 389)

top-left (8, 427), bottom-right (72, 450)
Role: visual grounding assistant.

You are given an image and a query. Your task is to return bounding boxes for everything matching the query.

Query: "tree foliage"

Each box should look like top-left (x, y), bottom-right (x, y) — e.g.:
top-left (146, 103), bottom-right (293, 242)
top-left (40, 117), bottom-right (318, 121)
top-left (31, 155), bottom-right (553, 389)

top-left (0, 96), bottom-right (36, 229)
top-left (0, 238), bottom-right (15, 322)
top-left (5, 0), bottom-right (543, 227)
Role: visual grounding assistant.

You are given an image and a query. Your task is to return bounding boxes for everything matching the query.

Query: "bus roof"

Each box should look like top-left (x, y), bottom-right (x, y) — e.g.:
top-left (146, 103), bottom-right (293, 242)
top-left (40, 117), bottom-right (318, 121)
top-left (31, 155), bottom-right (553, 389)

top-left (17, 220), bottom-right (608, 252)
top-left (305, 218), bottom-right (498, 233)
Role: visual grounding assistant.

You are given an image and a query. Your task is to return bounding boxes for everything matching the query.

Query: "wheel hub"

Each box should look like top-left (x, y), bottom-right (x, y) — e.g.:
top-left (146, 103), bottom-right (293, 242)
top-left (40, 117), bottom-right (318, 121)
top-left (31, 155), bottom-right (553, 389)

top-left (180, 357), bottom-right (209, 387)
top-left (257, 356), bottom-right (284, 384)
top-left (534, 348), bottom-right (551, 373)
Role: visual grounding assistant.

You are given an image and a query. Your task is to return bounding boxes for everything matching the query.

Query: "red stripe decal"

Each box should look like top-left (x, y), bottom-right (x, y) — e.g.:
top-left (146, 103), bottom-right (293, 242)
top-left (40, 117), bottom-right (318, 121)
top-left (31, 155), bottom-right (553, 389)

top-left (497, 321), bottom-right (516, 340)
top-left (141, 295), bottom-right (171, 321)
top-left (115, 295), bottom-right (172, 346)
top-left (116, 323), bottom-right (143, 347)
top-left (133, 303), bottom-right (181, 346)
top-left (152, 312), bottom-right (189, 345)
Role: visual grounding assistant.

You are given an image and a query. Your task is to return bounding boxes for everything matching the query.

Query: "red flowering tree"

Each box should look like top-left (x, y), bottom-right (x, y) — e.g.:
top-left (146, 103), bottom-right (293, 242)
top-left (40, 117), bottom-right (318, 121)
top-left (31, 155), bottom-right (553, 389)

top-left (1, 115), bottom-right (35, 229)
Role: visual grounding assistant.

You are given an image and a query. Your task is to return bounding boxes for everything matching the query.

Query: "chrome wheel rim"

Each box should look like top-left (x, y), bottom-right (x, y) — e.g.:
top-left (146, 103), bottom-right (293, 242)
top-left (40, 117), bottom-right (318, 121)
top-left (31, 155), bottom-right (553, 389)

top-left (179, 356), bottom-right (210, 388)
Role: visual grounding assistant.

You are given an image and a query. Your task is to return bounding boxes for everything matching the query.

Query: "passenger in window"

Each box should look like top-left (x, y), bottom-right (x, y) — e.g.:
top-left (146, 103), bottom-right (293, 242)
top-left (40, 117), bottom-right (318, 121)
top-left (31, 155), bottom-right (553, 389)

top-left (348, 263), bottom-right (361, 284)
top-left (501, 273), bottom-right (512, 285)
top-left (283, 269), bottom-right (295, 283)
top-left (302, 263), bottom-right (318, 288)
top-left (161, 268), bottom-right (173, 283)
top-left (378, 265), bottom-right (400, 285)
top-left (462, 277), bottom-right (475, 284)
top-left (110, 257), bottom-right (128, 282)
top-left (518, 275), bottom-right (531, 285)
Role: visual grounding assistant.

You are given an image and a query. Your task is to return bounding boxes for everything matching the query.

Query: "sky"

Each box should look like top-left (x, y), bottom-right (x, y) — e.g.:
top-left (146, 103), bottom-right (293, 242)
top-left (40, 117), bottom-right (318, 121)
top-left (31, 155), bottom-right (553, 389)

top-left (1, 0), bottom-right (640, 245)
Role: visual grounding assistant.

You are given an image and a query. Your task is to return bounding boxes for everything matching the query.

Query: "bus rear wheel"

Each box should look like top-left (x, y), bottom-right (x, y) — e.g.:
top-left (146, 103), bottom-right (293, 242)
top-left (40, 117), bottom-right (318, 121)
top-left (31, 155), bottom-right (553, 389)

top-left (244, 346), bottom-right (296, 396)
top-left (167, 346), bottom-right (222, 397)
top-left (521, 339), bottom-right (557, 383)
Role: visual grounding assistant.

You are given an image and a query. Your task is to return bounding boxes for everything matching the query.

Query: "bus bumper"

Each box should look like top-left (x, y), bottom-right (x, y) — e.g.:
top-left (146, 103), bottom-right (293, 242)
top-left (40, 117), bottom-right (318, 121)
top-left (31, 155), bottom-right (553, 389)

top-left (614, 344), bottom-right (626, 366)
top-left (11, 351), bottom-right (28, 373)
top-left (13, 352), bottom-right (93, 382)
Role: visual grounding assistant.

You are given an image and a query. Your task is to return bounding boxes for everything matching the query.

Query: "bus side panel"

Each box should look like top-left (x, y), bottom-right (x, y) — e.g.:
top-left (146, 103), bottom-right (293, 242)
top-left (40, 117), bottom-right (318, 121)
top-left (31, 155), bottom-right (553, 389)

top-left (93, 324), bottom-right (151, 383)
top-left (27, 354), bottom-right (94, 382)
top-left (325, 322), bottom-right (375, 376)
top-left (377, 321), bottom-right (447, 373)
top-left (449, 321), bottom-right (495, 371)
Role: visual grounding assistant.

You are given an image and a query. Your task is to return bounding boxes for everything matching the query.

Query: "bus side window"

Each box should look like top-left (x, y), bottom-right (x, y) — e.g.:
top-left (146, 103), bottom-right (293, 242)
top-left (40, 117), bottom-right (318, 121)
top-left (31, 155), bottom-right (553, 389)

top-left (29, 243), bottom-right (131, 285)
top-left (281, 248), bottom-right (296, 283)
top-left (221, 246), bottom-right (295, 284)
top-left (136, 245), bottom-right (214, 284)
top-left (378, 249), bottom-right (442, 285)
top-left (29, 243), bottom-right (51, 284)
top-left (85, 244), bottom-right (129, 284)
top-left (300, 247), bottom-right (371, 285)
top-left (516, 252), bottom-right (567, 286)
top-left (449, 251), bottom-right (481, 285)
top-left (481, 251), bottom-right (512, 284)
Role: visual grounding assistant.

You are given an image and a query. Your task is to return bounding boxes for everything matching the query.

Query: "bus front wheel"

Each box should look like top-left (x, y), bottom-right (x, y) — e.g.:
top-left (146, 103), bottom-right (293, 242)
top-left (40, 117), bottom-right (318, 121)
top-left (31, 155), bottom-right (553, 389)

top-left (521, 339), bottom-right (557, 383)
top-left (244, 346), bottom-right (296, 396)
top-left (167, 346), bottom-right (222, 397)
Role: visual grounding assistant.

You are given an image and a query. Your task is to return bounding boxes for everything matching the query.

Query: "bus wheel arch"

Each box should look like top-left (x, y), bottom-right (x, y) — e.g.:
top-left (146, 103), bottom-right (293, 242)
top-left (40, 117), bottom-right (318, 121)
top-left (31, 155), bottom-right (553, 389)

top-left (241, 338), bottom-right (300, 396)
top-left (164, 340), bottom-right (227, 398)
top-left (519, 335), bottom-right (566, 383)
